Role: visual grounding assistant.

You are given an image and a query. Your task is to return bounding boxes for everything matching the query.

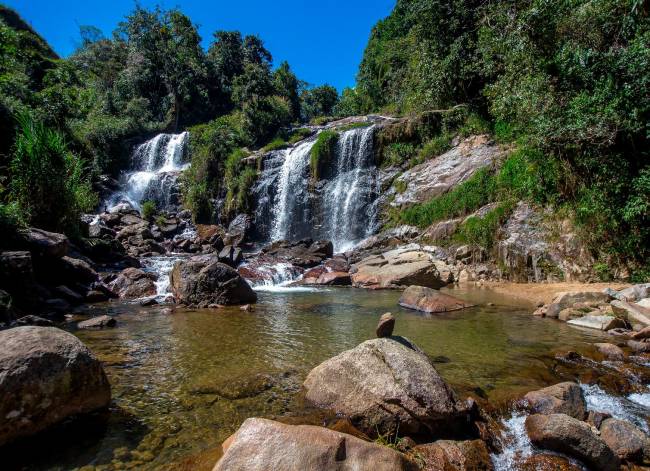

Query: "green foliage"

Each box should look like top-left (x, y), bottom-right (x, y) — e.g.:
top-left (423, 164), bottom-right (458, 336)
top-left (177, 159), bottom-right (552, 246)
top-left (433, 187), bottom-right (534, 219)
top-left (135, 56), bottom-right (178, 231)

top-left (336, 122), bottom-right (371, 132)
top-left (287, 127), bottom-right (312, 144)
top-left (0, 201), bottom-right (24, 236)
top-left (381, 142), bottom-right (417, 168)
top-left (310, 130), bottom-right (339, 180)
top-left (394, 179), bottom-right (407, 194)
top-left (141, 200), bottom-right (156, 221)
top-left (261, 137), bottom-right (288, 152)
top-left (593, 262), bottom-right (614, 282)
top-left (417, 132), bottom-right (453, 162)
top-left (454, 202), bottom-right (515, 249)
top-left (224, 148), bottom-right (256, 215)
top-left (10, 113), bottom-right (97, 234)
top-left (301, 84), bottom-right (339, 122)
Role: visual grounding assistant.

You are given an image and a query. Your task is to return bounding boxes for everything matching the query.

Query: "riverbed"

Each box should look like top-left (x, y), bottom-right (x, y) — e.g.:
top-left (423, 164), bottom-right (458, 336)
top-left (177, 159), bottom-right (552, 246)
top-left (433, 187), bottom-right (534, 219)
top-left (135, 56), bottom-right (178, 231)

top-left (6, 286), bottom-right (649, 470)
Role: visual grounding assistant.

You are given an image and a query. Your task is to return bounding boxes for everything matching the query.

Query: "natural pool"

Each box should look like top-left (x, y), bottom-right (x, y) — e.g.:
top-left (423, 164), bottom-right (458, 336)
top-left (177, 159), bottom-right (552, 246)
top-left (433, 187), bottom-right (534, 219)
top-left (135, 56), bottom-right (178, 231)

top-left (6, 286), bottom-right (646, 470)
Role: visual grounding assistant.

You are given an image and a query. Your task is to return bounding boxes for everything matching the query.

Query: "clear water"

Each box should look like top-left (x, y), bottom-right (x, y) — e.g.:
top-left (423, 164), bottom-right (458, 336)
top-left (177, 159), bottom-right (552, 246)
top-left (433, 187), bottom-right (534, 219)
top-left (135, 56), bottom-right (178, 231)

top-left (6, 287), bottom-right (646, 470)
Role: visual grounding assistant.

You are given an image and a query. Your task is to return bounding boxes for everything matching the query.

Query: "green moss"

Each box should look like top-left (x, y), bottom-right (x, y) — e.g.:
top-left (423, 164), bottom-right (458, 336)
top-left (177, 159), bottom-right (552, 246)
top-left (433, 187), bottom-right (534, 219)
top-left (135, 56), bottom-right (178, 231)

top-left (287, 127), bottom-right (312, 144)
top-left (381, 142), bottom-right (416, 168)
top-left (261, 137), bottom-right (288, 152)
top-left (309, 130), bottom-right (338, 180)
top-left (394, 179), bottom-right (407, 194)
top-left (416, 132), bottom-right (453, 163)
top-left (336, 121), bottom-right (371, 132)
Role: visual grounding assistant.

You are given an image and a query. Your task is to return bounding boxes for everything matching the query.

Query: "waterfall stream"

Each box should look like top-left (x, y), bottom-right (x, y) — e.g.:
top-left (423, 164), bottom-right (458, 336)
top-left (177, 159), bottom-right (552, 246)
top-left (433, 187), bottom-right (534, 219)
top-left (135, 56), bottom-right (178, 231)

top-left (106, 132), bottom-right (189, 211)
top-left (254, 125), bottom-right (379, 252)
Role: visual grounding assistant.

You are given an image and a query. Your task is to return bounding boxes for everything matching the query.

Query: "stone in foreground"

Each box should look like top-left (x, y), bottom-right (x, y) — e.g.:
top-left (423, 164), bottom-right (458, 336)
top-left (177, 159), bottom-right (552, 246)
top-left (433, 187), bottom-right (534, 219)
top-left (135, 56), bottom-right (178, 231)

top-left (376, 312), bottom-right (395, 337)
top-left (303, 337), bottom-right (468, 437)
top-left (0, 326), bottom-right (111, 446)
top-left (525, 413), bottom-right (619, 471)
top-left (414, 440), bottom-right (493, 471)
top-left (399, 285), bottom-right (474, 313)
top-left (170, 255), bottom-right (257, 306)
top-left (599, 417), bottom-right (650, 463)
top-left (523, 382), bottom-right (586, 420)
top-left (213, 418), bottom-right (418, 471)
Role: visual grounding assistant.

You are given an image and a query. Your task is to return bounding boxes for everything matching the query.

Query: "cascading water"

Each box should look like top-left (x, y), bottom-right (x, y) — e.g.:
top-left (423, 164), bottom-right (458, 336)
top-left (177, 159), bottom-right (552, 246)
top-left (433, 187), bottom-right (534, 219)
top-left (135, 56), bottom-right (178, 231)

top-left (253, 125), bottom-right (379, 252)
top-left (106, 132), bottom-right (189, 211)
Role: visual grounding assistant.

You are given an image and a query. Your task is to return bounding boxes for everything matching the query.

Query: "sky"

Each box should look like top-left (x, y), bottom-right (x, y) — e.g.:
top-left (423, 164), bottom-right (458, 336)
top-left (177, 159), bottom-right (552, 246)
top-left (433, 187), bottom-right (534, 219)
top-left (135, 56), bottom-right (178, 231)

top-left (4, 0), bottom-right (395, 90)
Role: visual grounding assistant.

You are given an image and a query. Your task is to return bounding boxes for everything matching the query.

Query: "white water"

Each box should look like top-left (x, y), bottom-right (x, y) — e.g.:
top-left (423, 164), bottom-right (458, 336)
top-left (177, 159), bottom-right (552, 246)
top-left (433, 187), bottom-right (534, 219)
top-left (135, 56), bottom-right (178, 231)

top-left (581, 383), bottom-right (650, 432)
top-left (107, 132), bottom-right (189, 211)
top-left (139, 255), bottom-right (185, 301)
top-left (491, 412), bottom-right (534, 470)
top-left (255, 125), bottom-right (379, 253)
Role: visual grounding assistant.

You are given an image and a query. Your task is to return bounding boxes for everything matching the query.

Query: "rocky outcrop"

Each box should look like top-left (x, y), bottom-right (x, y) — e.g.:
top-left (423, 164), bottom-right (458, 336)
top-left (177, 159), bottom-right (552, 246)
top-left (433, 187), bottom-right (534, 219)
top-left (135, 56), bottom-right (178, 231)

top-left (567, 315), bottom-right (626, 331)
top-left (170, 256), bottom-right (256, 306)
top-left (109, 267), bottom-right (156, 299)
top-left (398, 285), bottom-right (474, 313)
top-left (303, 337), bottom-right (468, 437)
top-left (414, 440), bottom-right (493, 471)
top-left (523, 382), bottom-right (586, 420)
top-left (525, 413), bottom-right (619, 471)
top-left (351, 245), bottom-right (452, 289)
top-left (213, 418), bottom-right (418, 471)
top-left (0, 326), bottom-right (111, 446)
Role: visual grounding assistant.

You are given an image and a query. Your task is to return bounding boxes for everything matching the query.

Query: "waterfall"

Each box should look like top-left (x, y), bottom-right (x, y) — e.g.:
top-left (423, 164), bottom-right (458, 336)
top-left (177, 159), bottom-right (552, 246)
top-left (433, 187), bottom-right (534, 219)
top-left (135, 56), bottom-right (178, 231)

top-left (253, 125), bottom-right (379, 252)
top-left (106, 132), bottom-right (189, 211)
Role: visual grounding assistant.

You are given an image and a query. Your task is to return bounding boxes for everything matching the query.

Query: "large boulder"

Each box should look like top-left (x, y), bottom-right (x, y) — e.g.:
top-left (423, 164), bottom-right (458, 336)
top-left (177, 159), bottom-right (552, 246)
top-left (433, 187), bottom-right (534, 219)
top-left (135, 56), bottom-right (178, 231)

top-left (523, 382), bottom-right (586, 420)
top-left (398, 285), bottom-right (474, 313)
top-left (612, 283), bottom-right (650, 302)
top-left (525, 414), bottom-right (619, 471)
top-left (303, 337), bottom-right (468, 437)
top-left (18, 228), bottom-right (68, 258)
top-left (224, 214), bottom-right (252, 247)
top-left (599, 418), bottom-right (650, 463)
top-left (414, 440), bottom-right (493, 471)
top-left (611, 300), bottom-right (650, 327)
top-left (213, 418), bottom-right (418, 471)
top-left (170, 256), bottom-right (256, 306)
top-left (0, 326), bottom-right (111, 446)
top-left (351, 245), bottom-right (451, 289)
top-left (109, 267), bottom-right (156, 299)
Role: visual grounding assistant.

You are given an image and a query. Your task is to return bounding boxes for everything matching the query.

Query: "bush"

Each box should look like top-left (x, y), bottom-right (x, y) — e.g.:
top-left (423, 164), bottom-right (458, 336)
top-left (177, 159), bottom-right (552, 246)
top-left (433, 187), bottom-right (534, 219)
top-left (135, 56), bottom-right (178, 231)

top-left (310, 130), bottom-right (338, 180)
top-left (417, 132), bottom-right (453, 163)
top-left (261, 137), bottom-right (288, 152)
top-left (10, 113), bottom-right (97, 234)
top-left (224, 148), bottom-right (256, 215)
top-left (287, 127), bottom-right (312, 144)
top-left (454, 202), bottom-right (514, 249)
top-left (381, 142), bottom-right (417, 168)
top-left (141, 200), bottom-right (156, 221)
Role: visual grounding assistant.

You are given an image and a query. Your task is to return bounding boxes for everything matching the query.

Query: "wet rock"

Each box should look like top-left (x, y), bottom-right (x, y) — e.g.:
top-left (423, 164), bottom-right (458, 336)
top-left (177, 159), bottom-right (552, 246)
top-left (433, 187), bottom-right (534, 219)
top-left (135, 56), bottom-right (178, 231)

top-left (45, 298), bottom-right (71, 315)
top-left (315, 271), bottom-right (351, 285)
top-left (57, 256), bottom-right (99, 285)
top-left (399, 285), bottom-right (474, 313)
top-left (525, 413), bottom-right (619, 471)
top-left (54, 285), bottom-right (84, 304)
top-left (15, 315), bottom-right (54, 327)
top-left (523, 382), bottom-right (587, 420)
top-left (414, 439), bottom-right (493, 471)
top-left (594, 343), bottom-right (625, 361)
top-left (77, 315), bottom-right (116, 329)
top-left (376, 312), bottom-right (395, 338)
top-left (109, 267), bottom-right (156, 299)
top-left (211, 373), bottom-right (273, 399)
top-left (558, 308), bottom-right (583, 321)
top-left (520, 454), bottom-right (583, 471)
top-left (88, 221), bottom-right (116, 239)
top-left (351, 245), bottom-right (450, 289)
top-left (627, 339), bottom-right (650, 353)
top-left (300, 266), bottom-right (326, 284)
top-left (599, 418), bottom-right (650, 463)
top-left (217, 245), bottom-right (243, 267)
top-left (323, 256), bottom-right (350, 273)
top-left (587, 410), bottom-right (612, 429)
top-left (116, 222), bottom-right (151, 241)
top-left (224, 214), bottom-right (251, 247)
top-left (0, 326), bottom-right (111, 446)
top-left (303, 337), bottom-right (468, 437)
top-left (140, 297), bottom-right (159, 307)
top-left (567, 315), bottom-right (626, 331)
top-left (258, 239), bottom-right (333, 268)
top-left (214, 418), bottom-right (418, 471)
top-left (18, 228), bottom-right (69, 258)
top-left (631, 326), bottom-right (650, 340)
top-left (611, 300), bottom-right (650, 327)
top-left (170, 256), bottom-right (256, 306)
top-left (85, 289), bottom-right (109, 303)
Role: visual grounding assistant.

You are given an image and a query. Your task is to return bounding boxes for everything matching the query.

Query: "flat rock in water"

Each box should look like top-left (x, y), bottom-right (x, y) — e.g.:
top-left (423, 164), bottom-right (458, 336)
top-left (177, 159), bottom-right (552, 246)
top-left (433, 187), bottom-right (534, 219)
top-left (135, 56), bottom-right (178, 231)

top-left (213, 418), bottom-right (418, 471)
top-left (567, 315), bottom-right (625, 331)
top-left (399, 285), bottom-right (474, 313)
top-left (77, 315), bottom-right (116, 329)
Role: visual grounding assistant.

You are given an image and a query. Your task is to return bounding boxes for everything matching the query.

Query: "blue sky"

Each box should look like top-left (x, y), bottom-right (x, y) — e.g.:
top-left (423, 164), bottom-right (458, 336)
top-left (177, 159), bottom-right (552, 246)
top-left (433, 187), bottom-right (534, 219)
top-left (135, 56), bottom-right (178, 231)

top-left (4, 0), bottom-right (395, 90)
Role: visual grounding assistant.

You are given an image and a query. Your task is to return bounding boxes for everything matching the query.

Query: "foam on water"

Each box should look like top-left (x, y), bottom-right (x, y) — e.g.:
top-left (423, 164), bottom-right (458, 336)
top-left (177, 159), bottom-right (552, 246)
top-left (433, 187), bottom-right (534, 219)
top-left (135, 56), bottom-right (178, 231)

top-left (491, 412), bottom-right (533, 470)
top-left (581, 383), bottom-right (650, 432)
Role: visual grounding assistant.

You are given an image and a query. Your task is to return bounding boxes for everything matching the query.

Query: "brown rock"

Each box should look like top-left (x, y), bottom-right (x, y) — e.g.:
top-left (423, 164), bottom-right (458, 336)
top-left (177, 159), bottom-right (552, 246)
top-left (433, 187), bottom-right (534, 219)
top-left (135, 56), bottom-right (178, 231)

top-left (523, 382), bottom-right (587, 420)
top-left (213, 418), bottom-right (418, 471)
top-left (520, 454), bottom-right (583, 471)
top-left (586, 410), bottom-right (612, 429)
top-left (599, 418), bottom-right (650, 463)
top-left (612, 300), bottom-right (650, 327)
top-left (19, 228), bottom-right (69, 258)
top-left (376, 312), bottom-right (395, 338)
top-left (399, 285), bottom-right (474, 313)
top-left (594, 343), bottom-right (625, 361)
top-left (316, 271), bottom-right (351, 286)
top-left (77, 315), bottom-right (116, 329)
top-left (109, 267), bottom-right (156, 299)
top-left (525, 413), bottom-right (619, 471)
top-left (631, 326), bottom-right (650, 340)
top-left (414, 440), bottom-right (493, 471)
top-left (627, 340), bottom-right (650, 353)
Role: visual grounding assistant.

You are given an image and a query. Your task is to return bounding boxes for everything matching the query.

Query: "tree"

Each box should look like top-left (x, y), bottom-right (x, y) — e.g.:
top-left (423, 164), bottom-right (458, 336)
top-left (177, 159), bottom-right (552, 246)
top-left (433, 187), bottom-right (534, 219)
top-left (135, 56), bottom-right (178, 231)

top-left (300, 84), bottom-right (339, 121)
top-left (272, 61), bottom-right (300, 121)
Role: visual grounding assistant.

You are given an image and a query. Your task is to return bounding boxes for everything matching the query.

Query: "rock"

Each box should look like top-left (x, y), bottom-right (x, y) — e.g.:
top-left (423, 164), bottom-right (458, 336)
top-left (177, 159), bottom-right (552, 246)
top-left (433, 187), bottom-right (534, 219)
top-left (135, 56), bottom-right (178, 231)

top-left (594, 343), bottom-right (625, 361)
top-left (558, 308), bottom-right (583, 321)
top-left (0, 289), bottom-right (13, 323)
top-left (376, 312), bottom-right (395, 338)
top-left (567, 315), bottom-right (626, 331)
top-left (324, 256), bottom-right (350, 273)
top-left (520, 454), bottom-right (583, 471)
top-left (88, 221), bottom-right (116, 239)
top-left (631, 326), bottom-right (650, 340)
top-left (224, 214), bottom-right (251, 247)
top-left (15, 315), bottom-right (54, 327)
top-left (240, 304), bottom-right (253, 311)
top-left (57, 256), bottom-right (99, 284)
top-left (140, 297), bottom-right (159, 307)
top-left (627, 339), bottom-right (650, 353)
top-left (414, 440), bottom-right (493, 471)
top-left (615, 283), bottom-right (650, 302)
top-left (109, 267), bottom-right (156, 299)
top-left (638, 298), bottom-right (650, 309)
top-left (116, 222), bottom-right (152, 241)
top-left (120, 214), bottom-right (146, 226)
top-left (525, 413), bottom-right (619, 471)
top-left (552, 291), bottom-right (611, 309)
top-left (399, 285), bottom-right (474, 313)
top-left (259, 239), bottom-right (334, 268)
top-left (0, 326), bottom-right (111, 446)
top-left (315, 271), bottom-right (351, 285)
top-left (213, 418), bottom-right (418, 471)
top-left (77, 315), bottom-right (116, 329)
top-left (54, 285), bottom-right (84, 304)
top-left (599, 417), bottom-right (650, 463)
top-left (587, 411), bottom-right (612, 430)
top-left (19, 228), bottom-right (69, 258)
top-left (303, 337), bottom-right (467, 437)
top-left (611, 300), bottom-right (650, 327)
top-left (85, 290), bottom-right (109, 303)
top-left (45, 298), bottom-right (71, 314)
top-left (421, 219), bottom-right (461, 243)
top-left (351, 246), bottom-right (450, 289)
top-left (523, 382), bottom-right (587, 420)
top-left (218, 245), bottom-right (243, 267)
top-left (170, 256), bottom-right (256, 306)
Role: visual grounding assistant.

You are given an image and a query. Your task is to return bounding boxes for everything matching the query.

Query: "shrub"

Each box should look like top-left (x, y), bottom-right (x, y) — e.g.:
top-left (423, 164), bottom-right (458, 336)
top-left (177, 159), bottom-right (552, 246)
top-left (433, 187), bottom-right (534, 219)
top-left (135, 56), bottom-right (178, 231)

top-left (141, 200), bottom-right (156, 221)
top-left (381, 142), bottom-right (417, 168)
top-left (287, 127), bottom-right (312, 144)
top-left (10, 113), bottom-right (97, 234)
top-left (454, 201), bottom-right (515, 249)
top-left (261, 137), bottom-right (288, 152)
top-left (417, 132), bottom-right (453, 163)
top-left (310, 130), bottom-right (338, 180)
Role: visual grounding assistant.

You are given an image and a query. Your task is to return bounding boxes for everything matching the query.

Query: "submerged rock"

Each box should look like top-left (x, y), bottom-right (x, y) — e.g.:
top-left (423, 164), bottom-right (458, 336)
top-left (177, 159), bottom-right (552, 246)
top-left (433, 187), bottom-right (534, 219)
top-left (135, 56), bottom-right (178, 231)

top-left (523, 382), bottom-right (586, 420)
top-left (525, 413), bottom-right (619, 471)
top-left (520, 454), bottom-right (583, 471)
top-left (594, 343), bottom-right (625, 361)
top-left (170, 256), bottom-right (256, 306)
top-left (77, 315), bottom-right (116, 329)
top-left (213, 418), bottom-right (418, 471)
top-left (0, 326), bottom-right (111, 446)
top-left (376, 312), bottom-right (395, 338)
top-left (398, 285), bottom-right (474, 313)
top-left (303, 337), bottom-right (468, 437)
